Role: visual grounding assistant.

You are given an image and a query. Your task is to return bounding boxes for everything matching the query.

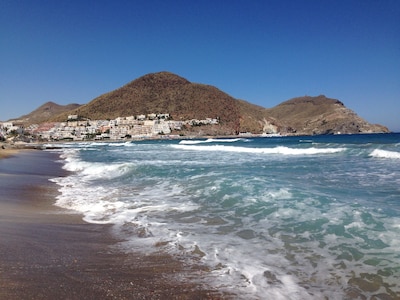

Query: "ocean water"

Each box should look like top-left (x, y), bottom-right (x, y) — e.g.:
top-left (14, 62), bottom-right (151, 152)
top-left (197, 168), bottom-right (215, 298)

top-left (48, 133), bottom-right (400, 299)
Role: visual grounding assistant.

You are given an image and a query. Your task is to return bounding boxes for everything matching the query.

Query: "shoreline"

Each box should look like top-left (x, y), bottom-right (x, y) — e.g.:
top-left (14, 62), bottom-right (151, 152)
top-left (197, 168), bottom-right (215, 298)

top-left (0, 150), bottom-right (227, 299)
top-left (0, 141), bottom-right (47, 159)
top-left (1, 130), bottom-right (395, 153)
top-left (0, 145), bottom-right (24, 159)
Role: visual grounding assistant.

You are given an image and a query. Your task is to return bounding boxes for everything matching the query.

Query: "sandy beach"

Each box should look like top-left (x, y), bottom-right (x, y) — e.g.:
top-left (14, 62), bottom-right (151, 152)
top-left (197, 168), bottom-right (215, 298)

top-left (0, 149), bottom-right (227, 299)
top-left (0, 147), bottom-right (21, 159)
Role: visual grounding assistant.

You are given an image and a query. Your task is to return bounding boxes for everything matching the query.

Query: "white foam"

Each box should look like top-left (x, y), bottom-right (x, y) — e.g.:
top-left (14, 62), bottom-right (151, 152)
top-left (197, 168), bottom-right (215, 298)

top-left (370, 149), bottom-right (400, 159)
top-left (48, 139), bottom-right (400, 299)
top-left (179, 138), bottom-right (243, 145)
top-left (52, 149), bottom-right (201, 240)
top-left (263, 188), bottom-right (292, 201)
top-left (65, 160), bottom-right (134, 180)
top-left (172, 144), bottom-right (346, 155)
top-left (107, 141), bottom-right (137, 147)
top-left (58, 148), bottom-right (135, 180)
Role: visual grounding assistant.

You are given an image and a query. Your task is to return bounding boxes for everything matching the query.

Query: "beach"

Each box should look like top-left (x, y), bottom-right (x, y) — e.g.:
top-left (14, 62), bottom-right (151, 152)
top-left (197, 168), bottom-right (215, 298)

top-left (0, 146), bottom-right (22, 159)
top-left (0, 149), bottom-right (226, 299)
top-left (2, 135), bottom-right (399, 299)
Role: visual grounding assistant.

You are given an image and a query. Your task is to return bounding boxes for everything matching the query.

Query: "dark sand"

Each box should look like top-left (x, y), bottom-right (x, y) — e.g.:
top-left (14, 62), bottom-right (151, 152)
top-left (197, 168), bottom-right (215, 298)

top-left (0, 150), bottom-right (228, 299)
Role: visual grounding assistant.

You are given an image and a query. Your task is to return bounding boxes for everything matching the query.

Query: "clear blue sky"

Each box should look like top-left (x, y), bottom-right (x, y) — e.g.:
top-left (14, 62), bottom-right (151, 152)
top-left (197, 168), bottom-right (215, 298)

top-left (1, 0), bottom-right (399, 131)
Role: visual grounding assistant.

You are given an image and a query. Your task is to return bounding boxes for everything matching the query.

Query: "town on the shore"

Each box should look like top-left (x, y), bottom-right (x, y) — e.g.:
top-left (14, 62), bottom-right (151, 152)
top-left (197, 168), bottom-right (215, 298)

top-left (0, 113), bottom-right (225, 143)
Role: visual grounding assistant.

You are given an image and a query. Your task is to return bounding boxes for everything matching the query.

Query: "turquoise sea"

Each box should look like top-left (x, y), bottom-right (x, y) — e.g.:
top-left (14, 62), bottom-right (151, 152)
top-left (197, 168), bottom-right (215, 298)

top-left (48, 133), bottom-right (400, 299)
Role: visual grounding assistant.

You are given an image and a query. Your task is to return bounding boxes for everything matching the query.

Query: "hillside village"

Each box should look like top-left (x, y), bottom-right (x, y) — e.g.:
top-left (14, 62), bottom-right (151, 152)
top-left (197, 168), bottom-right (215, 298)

top-left (1, 73), bottom-right (390, 141)
top-left (0, 113), bottom-right (220, 142)
top-left (1, 73), bottom-right (390, 142)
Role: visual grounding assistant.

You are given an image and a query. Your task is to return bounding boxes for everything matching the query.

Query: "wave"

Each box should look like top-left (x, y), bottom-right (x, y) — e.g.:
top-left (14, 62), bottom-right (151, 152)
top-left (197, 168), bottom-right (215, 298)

top-left (75, 141), bottom-right (135, 148)
top-left (172, 144), bottom-right (346, 155)
top-left (179, 138), bottom-right (244, 145)
top-left (49, 138), bottom-right (400, 299)
top-left (370, 149), bottom-right (400, 159)
top-left (108, 141), bottom-right (136, 147)
top-left (69, 161), bottom-right (134, 180)
top-left (60, 149), bottom-right (135, 180)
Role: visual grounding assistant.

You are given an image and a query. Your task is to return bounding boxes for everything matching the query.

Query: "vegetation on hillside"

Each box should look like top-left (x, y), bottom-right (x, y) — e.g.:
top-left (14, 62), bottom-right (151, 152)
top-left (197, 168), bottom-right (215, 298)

top-left (266, 95), bottom-right (389, 134)
top-left (14, 72), bottom-right (389, 135)
top-left (51, 72), bottom-right (241, 135)
top-left (10, 102), bottom-right (81, 125)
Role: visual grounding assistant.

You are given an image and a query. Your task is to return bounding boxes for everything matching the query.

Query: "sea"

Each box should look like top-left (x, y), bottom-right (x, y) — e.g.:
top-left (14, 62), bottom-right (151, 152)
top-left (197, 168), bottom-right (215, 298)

top-left (47, 133), bottom-right (400, 299)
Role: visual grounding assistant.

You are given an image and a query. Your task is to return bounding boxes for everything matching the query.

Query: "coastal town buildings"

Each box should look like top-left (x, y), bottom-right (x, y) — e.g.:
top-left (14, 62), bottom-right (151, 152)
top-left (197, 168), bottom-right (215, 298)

top-left (0, 114), bottom-right (220, 142)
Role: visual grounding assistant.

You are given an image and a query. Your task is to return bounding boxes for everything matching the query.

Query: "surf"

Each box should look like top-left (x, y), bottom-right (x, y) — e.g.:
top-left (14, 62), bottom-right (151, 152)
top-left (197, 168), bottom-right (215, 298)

top-left (179, 138), bottom-right (245, 145)
top-left (49, 134), bottom-right (400, 299)
top-left (370, 149), bottom-right (400, 159)
top-left (172, 144), bottom-right (346, 155)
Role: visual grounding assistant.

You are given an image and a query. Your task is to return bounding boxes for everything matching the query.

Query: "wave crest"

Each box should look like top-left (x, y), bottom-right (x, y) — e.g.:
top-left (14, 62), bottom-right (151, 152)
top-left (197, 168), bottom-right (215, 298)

top-left (179, 138), bottom-right (245, 145)
top-left (172, 144), bottom-right (346, 155)
top-left (61, 149), bottom-right (134, 180)
top-left (370, 149), bottom-right (400, 159)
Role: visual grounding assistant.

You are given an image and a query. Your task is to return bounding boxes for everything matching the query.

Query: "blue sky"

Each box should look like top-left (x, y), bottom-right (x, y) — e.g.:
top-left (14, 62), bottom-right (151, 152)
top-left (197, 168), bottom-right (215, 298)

top-left (1, 0), bottom-right (399, 131)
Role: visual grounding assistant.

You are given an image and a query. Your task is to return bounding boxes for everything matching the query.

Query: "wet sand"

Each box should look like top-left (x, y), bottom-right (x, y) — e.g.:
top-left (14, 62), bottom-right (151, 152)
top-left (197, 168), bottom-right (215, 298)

top-left (0, 147), bottom-right (21, 159)
top-left (0, 150), bottom-right (227, 299)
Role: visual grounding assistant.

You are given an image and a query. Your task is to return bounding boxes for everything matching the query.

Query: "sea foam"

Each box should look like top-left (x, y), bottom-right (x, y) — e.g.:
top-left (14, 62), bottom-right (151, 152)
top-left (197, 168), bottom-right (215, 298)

top-left (370, 149), bottom-right (400, 159)
top-left (172, 144), bottom-right (346, 155)
top-left (179, 138), bottom-right (244, 144)
top-left (49, 135), bottom-right (400, 299)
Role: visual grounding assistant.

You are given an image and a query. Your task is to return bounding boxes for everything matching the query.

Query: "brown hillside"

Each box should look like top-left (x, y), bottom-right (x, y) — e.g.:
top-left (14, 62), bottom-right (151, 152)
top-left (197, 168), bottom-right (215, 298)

top-left (266, 95), bottom-right (389, 134)
top-left (11, 102), bottom-right (81, 125)
top-left (52, 72), bottom-right (241, 135)
top-left (21, 72), bottom-right (389, 136)
top-left (236, 100), bottom-right (281, 134)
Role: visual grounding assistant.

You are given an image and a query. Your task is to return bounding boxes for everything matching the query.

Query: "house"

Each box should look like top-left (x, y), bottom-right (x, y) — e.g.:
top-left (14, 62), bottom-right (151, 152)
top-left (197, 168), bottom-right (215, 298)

top-left (157, 113), bottom-right (170, 120)
top-left (147, 113), bottom-right (157, 120)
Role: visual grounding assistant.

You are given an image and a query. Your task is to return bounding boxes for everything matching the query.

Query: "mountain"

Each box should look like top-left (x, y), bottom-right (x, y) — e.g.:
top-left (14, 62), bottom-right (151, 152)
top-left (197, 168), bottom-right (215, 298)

top-left (18, 71), bottom-right (389, 135)
top-left (265, 95), bottom-right (389, 135)
top-left (51, 72), bottom-right (245, 135)
top-left (9, 102), bottom-right (81, 125)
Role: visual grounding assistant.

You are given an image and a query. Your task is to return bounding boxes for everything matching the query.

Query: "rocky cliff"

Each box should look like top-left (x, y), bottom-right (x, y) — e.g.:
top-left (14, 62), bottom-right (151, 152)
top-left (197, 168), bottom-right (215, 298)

top-left (266, 95), bottom-right (389, 135)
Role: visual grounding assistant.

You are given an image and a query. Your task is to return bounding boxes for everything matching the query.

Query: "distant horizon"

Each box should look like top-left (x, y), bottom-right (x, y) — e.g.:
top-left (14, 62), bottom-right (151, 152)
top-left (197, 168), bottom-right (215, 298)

top-left (1, 1), bottom-right (399, 131)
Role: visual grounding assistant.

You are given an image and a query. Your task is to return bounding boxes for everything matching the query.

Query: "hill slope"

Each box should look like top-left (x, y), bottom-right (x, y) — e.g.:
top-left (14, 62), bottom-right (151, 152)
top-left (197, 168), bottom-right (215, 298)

top-left (10, 102), bottom-right (81, 125)
top-left (18, 71), bottom-right (388, 135)
top-left (52, 72), bottom-right (243, 135)
top-left (266, 95), bottom-right (389, 134)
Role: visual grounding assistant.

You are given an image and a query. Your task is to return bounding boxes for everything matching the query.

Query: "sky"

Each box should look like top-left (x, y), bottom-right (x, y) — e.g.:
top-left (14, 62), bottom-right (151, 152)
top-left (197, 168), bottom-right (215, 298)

top-left (1, 0), bottom-right (399, 131)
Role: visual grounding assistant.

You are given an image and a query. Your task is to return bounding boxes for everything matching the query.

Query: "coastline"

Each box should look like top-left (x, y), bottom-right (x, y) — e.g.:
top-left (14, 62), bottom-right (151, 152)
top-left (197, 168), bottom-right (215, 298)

top-left (0, 141), bottom-right (47, 159)
top-left (0, 150), bottom-right (227, 299)
top-left (0, 145), bottom-right (23, 159)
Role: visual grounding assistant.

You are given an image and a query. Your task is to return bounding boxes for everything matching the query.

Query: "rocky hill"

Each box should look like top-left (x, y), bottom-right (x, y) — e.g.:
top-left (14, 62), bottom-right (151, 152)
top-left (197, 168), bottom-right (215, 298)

top-left (50, 72), bottom-right (271, 135)
top-left (266, 95), bottom-right (389, 135)
top-left (16, 71), bottom-right (389, 135)
top-left (9, 102), bottom-right (81, 125)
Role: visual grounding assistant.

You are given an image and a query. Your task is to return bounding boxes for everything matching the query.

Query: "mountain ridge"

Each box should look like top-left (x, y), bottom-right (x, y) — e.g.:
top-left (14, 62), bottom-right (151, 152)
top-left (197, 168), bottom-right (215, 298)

top-left (9, 102), bottom-right (81, 125)
top-left (9, 72), bottom-right (390, 135)
top-left (266, 95), bottom-right (388, 134)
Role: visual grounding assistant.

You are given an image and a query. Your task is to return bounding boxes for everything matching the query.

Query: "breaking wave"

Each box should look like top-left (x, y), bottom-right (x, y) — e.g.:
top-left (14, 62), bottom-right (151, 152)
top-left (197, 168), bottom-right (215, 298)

top-left (172, 144), bottom-right (346, 155)
top-left (179, 138), bottom-right (245, 145)
top-left (370, 149), bottom-right (400, 159)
